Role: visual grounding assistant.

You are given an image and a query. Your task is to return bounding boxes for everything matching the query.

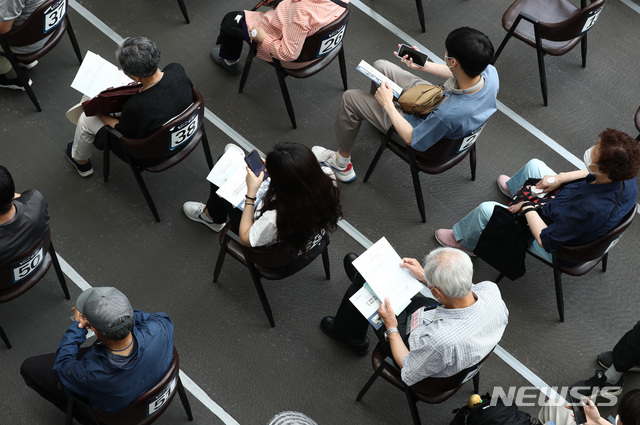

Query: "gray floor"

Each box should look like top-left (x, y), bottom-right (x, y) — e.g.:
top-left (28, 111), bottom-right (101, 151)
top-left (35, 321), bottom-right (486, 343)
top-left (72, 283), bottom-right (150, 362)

top-left (1, 0), bottom-right (640, 424)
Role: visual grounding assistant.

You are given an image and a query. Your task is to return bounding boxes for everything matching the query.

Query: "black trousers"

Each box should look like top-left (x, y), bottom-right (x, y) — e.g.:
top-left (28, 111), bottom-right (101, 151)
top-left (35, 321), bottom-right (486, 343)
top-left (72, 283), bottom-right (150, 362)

top-left (205, 182), bottom-right (242, 227)
top-left (20, 348), bottom-right (94, 424)
top-left (612, 320), bottom-right (640, 371)
top-left (332, 253), bottom-right (438, 359)
top-left (216, 11), bottom-right (251, 61)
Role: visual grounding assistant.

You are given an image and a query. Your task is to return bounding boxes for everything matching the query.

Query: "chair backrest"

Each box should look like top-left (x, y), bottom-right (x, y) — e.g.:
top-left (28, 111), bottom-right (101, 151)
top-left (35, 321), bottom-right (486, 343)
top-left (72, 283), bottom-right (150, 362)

top-left (120, 87), bottom-right (205, 162)
top-left (0, 228), bottom-right (52, 300)
top-left (247, 232), bottom-right (329, 272)
top-left (87, 347), bottom-right (181, 425)
top-left (410, 348), bottom-right (494, 397)
top-left (538, 0), bottom-right (606, 42)
top-left (293, 9), bottom-right (349, 63)
top-left (0, 0), bottom-right (69, 47)
top-left (557, 203), bottom-right (637, 264)
top-left (414, 122), bottom-right (486, 161)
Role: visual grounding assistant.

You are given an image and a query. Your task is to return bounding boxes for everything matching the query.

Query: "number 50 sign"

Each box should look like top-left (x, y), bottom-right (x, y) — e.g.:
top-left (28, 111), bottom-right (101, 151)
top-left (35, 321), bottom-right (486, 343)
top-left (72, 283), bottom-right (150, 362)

top-left (11, 244), bottom-right (45, 283)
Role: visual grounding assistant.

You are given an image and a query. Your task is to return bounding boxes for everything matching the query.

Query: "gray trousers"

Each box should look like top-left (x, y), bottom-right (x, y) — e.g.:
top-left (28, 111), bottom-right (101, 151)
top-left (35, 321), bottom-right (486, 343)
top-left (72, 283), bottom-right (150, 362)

top-left (333, 59), bottom-right (431, 155)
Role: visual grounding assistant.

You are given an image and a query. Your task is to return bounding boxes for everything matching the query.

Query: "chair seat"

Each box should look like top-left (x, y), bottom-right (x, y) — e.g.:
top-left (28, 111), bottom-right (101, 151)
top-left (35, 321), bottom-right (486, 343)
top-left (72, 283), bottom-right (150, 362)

top-left (558, 257), bottom-right (602, 276)
top-left (281, 45), bottom-right (343, 79)
top-left (502, 0), bottom-right (584, 55)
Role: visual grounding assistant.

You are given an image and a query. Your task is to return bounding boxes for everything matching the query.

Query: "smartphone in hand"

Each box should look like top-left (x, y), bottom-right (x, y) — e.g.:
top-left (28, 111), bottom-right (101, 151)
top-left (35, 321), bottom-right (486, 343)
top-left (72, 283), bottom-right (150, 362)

top-left (396, 44), bottom-right (429, 67)
top-left (245, 150), bottom-right (269, 178)
top-left (569, 395), bottom-right (587, 425)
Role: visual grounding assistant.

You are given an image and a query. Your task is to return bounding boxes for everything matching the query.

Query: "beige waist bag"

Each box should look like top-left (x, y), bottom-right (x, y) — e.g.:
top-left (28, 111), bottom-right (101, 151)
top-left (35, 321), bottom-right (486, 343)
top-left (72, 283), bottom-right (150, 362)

top-left (397, 84), bottom-right (445, 117)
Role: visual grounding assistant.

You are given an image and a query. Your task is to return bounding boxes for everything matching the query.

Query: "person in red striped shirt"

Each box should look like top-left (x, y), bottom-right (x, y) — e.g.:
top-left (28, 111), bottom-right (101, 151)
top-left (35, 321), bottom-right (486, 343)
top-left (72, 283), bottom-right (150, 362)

top-left (211, 0), bottom-right (348, 76)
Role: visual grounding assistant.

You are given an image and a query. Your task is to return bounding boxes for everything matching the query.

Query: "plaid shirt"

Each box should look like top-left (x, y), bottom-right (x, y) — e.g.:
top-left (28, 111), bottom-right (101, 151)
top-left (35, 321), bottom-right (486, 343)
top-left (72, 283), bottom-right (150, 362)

top-left (401, 281), bottom-right (509, 386)
top-left (244, 0), bottom-right (348, 69)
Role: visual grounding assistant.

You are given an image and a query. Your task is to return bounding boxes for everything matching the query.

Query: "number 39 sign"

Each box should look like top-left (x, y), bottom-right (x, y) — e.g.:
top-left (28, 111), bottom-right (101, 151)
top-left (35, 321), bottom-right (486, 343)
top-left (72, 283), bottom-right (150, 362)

top-left (44, 0), bottom-right (67, 34)
top-left (169, 108), bottom-right (200, 151)
top-left (11, 243), bottom-right (45, 283)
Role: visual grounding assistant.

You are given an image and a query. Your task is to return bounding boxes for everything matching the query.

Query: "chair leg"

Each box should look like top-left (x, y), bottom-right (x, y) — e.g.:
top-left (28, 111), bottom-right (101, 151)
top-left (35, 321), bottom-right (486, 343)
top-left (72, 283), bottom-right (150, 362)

top-left (490, 33), bottom-right (512, 65)
top-left (49, 242), bottom-right (70, 300)
top-left (404, 388), bottom-right (422, 425)
top-left (581, 34), bottom-right (587, 68)
top-left (177, 377), bottom-right (194, 421)
top-left (103, 134), bottom-right (111, 183)
top-left (356, 363), bottom-right (385, 401)
top-left (201, 127), bottom-right (214, 169)
top-left (469, 144), bottom-right (477, 181)
top-left (273, 62), bottom-right (296, 129)
top-left (65, 397), bottom-right (74, 425)
top-left (247, 268), bottom-right (275, 327)
top-left (338, 48), bottom-right (348, 91)
top-left (473, 371), bottom-right (480, 394)
top-left (0, 325), bottom-right (11, 349)
top-left (407, 149), bottom-right (426, 223)
top-left (321, 246), bottom-right (330, 280)
top-left (128, 163), bottom-right (160, 222)
top-left (495, 273), bottom-right (505, 283)
top-left (552, 265), bottom-right (565, 322)
top-left (20, 68), bottom-right (41, 112)
top-left (363, 131), bottom-right (390, 183)
top-left (239, 43), bottom-right (257, 94)
top-left (602, 252), bottom-right (608, 273)
top-left (212, 246), bottom-right (228, 283)
top-left (66, 18), bottom-right (83, 64)
top-left (414, 0), bottom-right (425, 33)
top-left (176, 0), bottom-right (190, 24)
top-left (533, 28), bottom-right (548, 106)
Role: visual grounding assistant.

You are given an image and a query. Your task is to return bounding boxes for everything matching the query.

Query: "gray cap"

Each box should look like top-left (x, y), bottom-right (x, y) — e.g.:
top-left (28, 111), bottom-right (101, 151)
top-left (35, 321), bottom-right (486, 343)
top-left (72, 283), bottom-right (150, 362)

top-left (266, 412), bottom-right (318, 425)
top-left (76, 287), bottom-right (133, 334)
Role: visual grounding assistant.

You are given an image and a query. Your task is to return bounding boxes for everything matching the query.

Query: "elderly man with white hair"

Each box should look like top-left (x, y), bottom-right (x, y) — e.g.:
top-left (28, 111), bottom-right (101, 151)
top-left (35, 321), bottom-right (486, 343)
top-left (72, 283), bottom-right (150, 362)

top-left (321, 247), bottom-right (509, 386)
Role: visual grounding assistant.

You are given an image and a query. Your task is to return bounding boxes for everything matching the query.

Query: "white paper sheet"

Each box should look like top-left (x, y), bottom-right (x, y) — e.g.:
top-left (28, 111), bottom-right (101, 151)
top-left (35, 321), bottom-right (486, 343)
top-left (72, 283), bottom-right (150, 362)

top-left (356, 60), bottom-right (403, 98)
top-left (70, 51), bottom-right (133, 98)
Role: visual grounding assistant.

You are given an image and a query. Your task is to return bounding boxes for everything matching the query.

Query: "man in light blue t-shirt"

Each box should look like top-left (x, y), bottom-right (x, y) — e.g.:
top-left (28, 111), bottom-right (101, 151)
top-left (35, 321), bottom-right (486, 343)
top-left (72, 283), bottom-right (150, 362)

top-left (313, 27), bottom-right (499, 182)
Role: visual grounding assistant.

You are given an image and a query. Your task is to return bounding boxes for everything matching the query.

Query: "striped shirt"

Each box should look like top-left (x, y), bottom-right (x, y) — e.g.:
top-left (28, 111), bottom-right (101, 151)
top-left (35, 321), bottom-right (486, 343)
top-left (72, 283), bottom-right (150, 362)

top-left (244, 0), bottom-right (348, 69)
top-left (401, 281), bottom-right (509, 386)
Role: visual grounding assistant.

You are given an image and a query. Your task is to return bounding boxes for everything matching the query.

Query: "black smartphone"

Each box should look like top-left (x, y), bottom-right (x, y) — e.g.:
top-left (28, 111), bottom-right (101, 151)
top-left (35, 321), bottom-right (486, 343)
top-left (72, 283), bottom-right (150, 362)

top-left (244, 150), bottom-right (268, 178)
top-left (569, 395), bottom-right (587, 425)
top-left (396, 44), bottom-right (429, 67)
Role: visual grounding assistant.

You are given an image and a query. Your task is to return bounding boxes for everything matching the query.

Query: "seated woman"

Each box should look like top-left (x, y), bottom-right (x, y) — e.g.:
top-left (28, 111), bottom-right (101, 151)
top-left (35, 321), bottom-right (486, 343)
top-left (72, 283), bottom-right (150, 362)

top-left (435, 128), bottom-right (640, 262)
top-left (537, 388), bottom-right (639, 425)
top-left (66, 37), bottom-right (194, 177)
top-left (183, 143), bottom-right (342, 251)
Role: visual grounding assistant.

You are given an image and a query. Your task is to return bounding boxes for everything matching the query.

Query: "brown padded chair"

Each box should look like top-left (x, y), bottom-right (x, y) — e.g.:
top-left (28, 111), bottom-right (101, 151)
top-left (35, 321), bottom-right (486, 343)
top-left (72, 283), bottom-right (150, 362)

top-left (497, 203), bottom-right (637, 322)
top-left (356, 343), bottom-right (493, 425)
top-left (65, 346), bottom-right (193, 425)
top-left (213, 225), bottom-right (330, 327)
top-left (97, 87), bottom-right (214, 222)
top-left (0, 228), bottom-right (70, 349)
top-left (0, 0), bottom-right (82, 111)
top-left (634, 106), bottom-right (640, 141)
top-left (491, 0), bottom-right (606, 106)
top-left (239, 8), bottom-right (349, 129)
top-left (363, 124), bottom-right (485, 223)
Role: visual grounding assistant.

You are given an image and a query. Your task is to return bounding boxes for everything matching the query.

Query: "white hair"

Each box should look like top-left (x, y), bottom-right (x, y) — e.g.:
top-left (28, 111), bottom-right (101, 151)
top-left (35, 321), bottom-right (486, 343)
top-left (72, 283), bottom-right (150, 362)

top-left (423, 247), bottom-right (473, 299)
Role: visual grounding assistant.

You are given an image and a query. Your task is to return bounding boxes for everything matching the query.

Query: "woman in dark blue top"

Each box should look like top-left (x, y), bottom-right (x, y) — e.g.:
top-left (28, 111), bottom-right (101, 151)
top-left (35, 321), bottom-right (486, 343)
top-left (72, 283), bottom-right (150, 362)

top-left (437, 128), bottom-right (640, 262)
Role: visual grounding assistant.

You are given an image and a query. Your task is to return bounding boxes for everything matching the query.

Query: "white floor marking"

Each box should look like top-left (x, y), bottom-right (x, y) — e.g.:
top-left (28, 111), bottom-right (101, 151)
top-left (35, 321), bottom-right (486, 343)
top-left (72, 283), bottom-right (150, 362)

top-left (619, 0), bottom-right (640, 14)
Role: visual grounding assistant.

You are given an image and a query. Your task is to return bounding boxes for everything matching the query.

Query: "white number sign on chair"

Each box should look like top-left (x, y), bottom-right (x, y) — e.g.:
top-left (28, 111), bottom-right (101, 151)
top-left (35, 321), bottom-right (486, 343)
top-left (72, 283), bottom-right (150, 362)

top-left (11, 244), bottom-right (44, 283)
top-left (44, 0), bottom-right (66, 33)
top-left (170, 108), bottom-right (200, 150)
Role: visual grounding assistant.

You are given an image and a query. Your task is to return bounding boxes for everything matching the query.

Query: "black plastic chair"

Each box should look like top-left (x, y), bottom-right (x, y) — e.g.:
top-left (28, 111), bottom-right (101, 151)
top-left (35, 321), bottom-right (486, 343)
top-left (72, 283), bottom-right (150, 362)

top-left (0, 0), bottom-right (82, 111)
top-left (357, 343), bottom-right (493, 425)
top-left (98, 87), bottom-right (214, 222)
top-left (491, 0), bottom-right (606, 106)
top-left (176, 0), bottom-right (190, 24)
top-left (497, 203), bottom-right (637, 322)
top-left (0, 229), bottom-right (70, 349)
top-left (239, 9), bottom-right (349, 129)
top-left (364, 124), bottom-right (485, 223)
top-left (65, 346), bottom-right (193, 425)
top-left (213, 225), bottom-right (330, 327)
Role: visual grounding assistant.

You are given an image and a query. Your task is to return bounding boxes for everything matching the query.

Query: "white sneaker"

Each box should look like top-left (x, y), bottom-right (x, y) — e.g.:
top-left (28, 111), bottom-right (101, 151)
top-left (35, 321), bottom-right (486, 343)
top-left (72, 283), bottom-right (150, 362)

top-left (224, 143), bottom-right (245, 156)
top-left (311, 146), bottom-right (356, 183)
top-left (182, 202), bottom-right (225, 232)
top-left (19, 60), bottom-right (38, 70)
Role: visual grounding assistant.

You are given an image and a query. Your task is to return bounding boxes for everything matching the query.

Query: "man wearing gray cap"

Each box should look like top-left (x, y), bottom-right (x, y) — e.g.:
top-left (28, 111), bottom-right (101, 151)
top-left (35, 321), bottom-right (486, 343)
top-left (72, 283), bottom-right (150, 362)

top-left (20, 287), bottom-right (174, 422)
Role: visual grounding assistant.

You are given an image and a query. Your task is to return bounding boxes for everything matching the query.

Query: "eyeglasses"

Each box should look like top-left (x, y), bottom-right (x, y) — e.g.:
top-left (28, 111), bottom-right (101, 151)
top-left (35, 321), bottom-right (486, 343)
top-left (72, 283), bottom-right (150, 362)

top-left (444, 55), bottom-right (455, 62)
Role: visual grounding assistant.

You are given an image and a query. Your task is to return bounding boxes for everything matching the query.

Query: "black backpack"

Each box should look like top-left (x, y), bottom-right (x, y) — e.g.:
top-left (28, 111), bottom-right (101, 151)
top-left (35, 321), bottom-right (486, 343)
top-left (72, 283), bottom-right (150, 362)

top-left (450, 393), bottom-right (541, 425)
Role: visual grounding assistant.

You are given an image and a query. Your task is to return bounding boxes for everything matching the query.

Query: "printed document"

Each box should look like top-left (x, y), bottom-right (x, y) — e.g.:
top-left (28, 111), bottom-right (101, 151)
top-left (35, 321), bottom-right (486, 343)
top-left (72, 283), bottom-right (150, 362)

top-left (71, 51), bottom-right (133, 98)
top-left (356, 60), bottom-right (403, 98)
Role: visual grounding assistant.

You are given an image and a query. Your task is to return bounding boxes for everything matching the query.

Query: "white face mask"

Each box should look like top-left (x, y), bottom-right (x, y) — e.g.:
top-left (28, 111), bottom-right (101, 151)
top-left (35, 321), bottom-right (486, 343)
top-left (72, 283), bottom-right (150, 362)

top-left (615, 414), bottom-right (620, 425)
top-left (583, 147), bottom-right (596, 171)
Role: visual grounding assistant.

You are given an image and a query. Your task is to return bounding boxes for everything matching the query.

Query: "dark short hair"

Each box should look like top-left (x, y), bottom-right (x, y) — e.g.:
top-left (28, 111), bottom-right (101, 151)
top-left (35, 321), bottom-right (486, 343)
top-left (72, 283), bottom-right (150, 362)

top-left (115, 37), bottom-right (161, 78)
top-left (618, 389), bottom-right (640, 425)
top-left (99, 316), bottom-right (133, 341)
top-left (445, 27), bottom-right (494, 78)
top-left (597, 128), bottom-right (640, 181)
top-left (0, 165), bottom-right (15, 215)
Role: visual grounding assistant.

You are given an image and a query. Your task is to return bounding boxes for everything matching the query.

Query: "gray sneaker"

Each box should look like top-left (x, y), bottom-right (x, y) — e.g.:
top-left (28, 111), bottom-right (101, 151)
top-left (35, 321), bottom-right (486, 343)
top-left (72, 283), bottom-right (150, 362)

top-left (311, 146), bottom-right (356, 183)
top-left (182, 202), bottom-right (225, 232)
top-left (598, 351), bottom-right (640, 372)
top-left (211, 47), bottom-right (241, 76)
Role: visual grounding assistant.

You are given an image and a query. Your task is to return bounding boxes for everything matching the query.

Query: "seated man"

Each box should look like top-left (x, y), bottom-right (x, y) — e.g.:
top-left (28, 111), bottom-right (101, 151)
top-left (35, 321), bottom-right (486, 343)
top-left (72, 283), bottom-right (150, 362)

top-left (321, 247), bottom-right (508, 386)
top-left (0, 0), bottom-right (48, 90)
top-left (0, 165), bottom-right (49, 265)
top-left (313, 26), bottom-right (499, 182)
top-left (66, 36), bottom-right (193, 177)
top-left (211, 0), bottom-right (349, 76)
top-left (21, 287), bottom-right (174, 422)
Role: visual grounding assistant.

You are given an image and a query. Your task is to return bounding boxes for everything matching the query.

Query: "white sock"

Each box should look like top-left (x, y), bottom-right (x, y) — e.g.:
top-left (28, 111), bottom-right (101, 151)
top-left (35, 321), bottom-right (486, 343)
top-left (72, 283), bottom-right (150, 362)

top-left (224, 59), bottom-right (239, 66)
top-left (335, 152), bottom-right (350, 168)
top-left (605, 367), bottom-right (623, 383)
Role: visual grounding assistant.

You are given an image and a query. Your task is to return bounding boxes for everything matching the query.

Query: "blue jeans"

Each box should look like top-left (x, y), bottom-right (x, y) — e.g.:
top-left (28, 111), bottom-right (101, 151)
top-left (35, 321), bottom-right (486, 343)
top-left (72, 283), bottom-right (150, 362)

top-left (452, 159), bottom-right (555, 262)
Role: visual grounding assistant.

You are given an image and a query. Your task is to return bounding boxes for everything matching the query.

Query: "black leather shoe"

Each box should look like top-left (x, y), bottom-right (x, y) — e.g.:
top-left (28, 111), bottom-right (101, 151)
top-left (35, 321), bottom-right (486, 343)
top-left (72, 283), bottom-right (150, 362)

top-left (321, 316), bottom-right (369, 356)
